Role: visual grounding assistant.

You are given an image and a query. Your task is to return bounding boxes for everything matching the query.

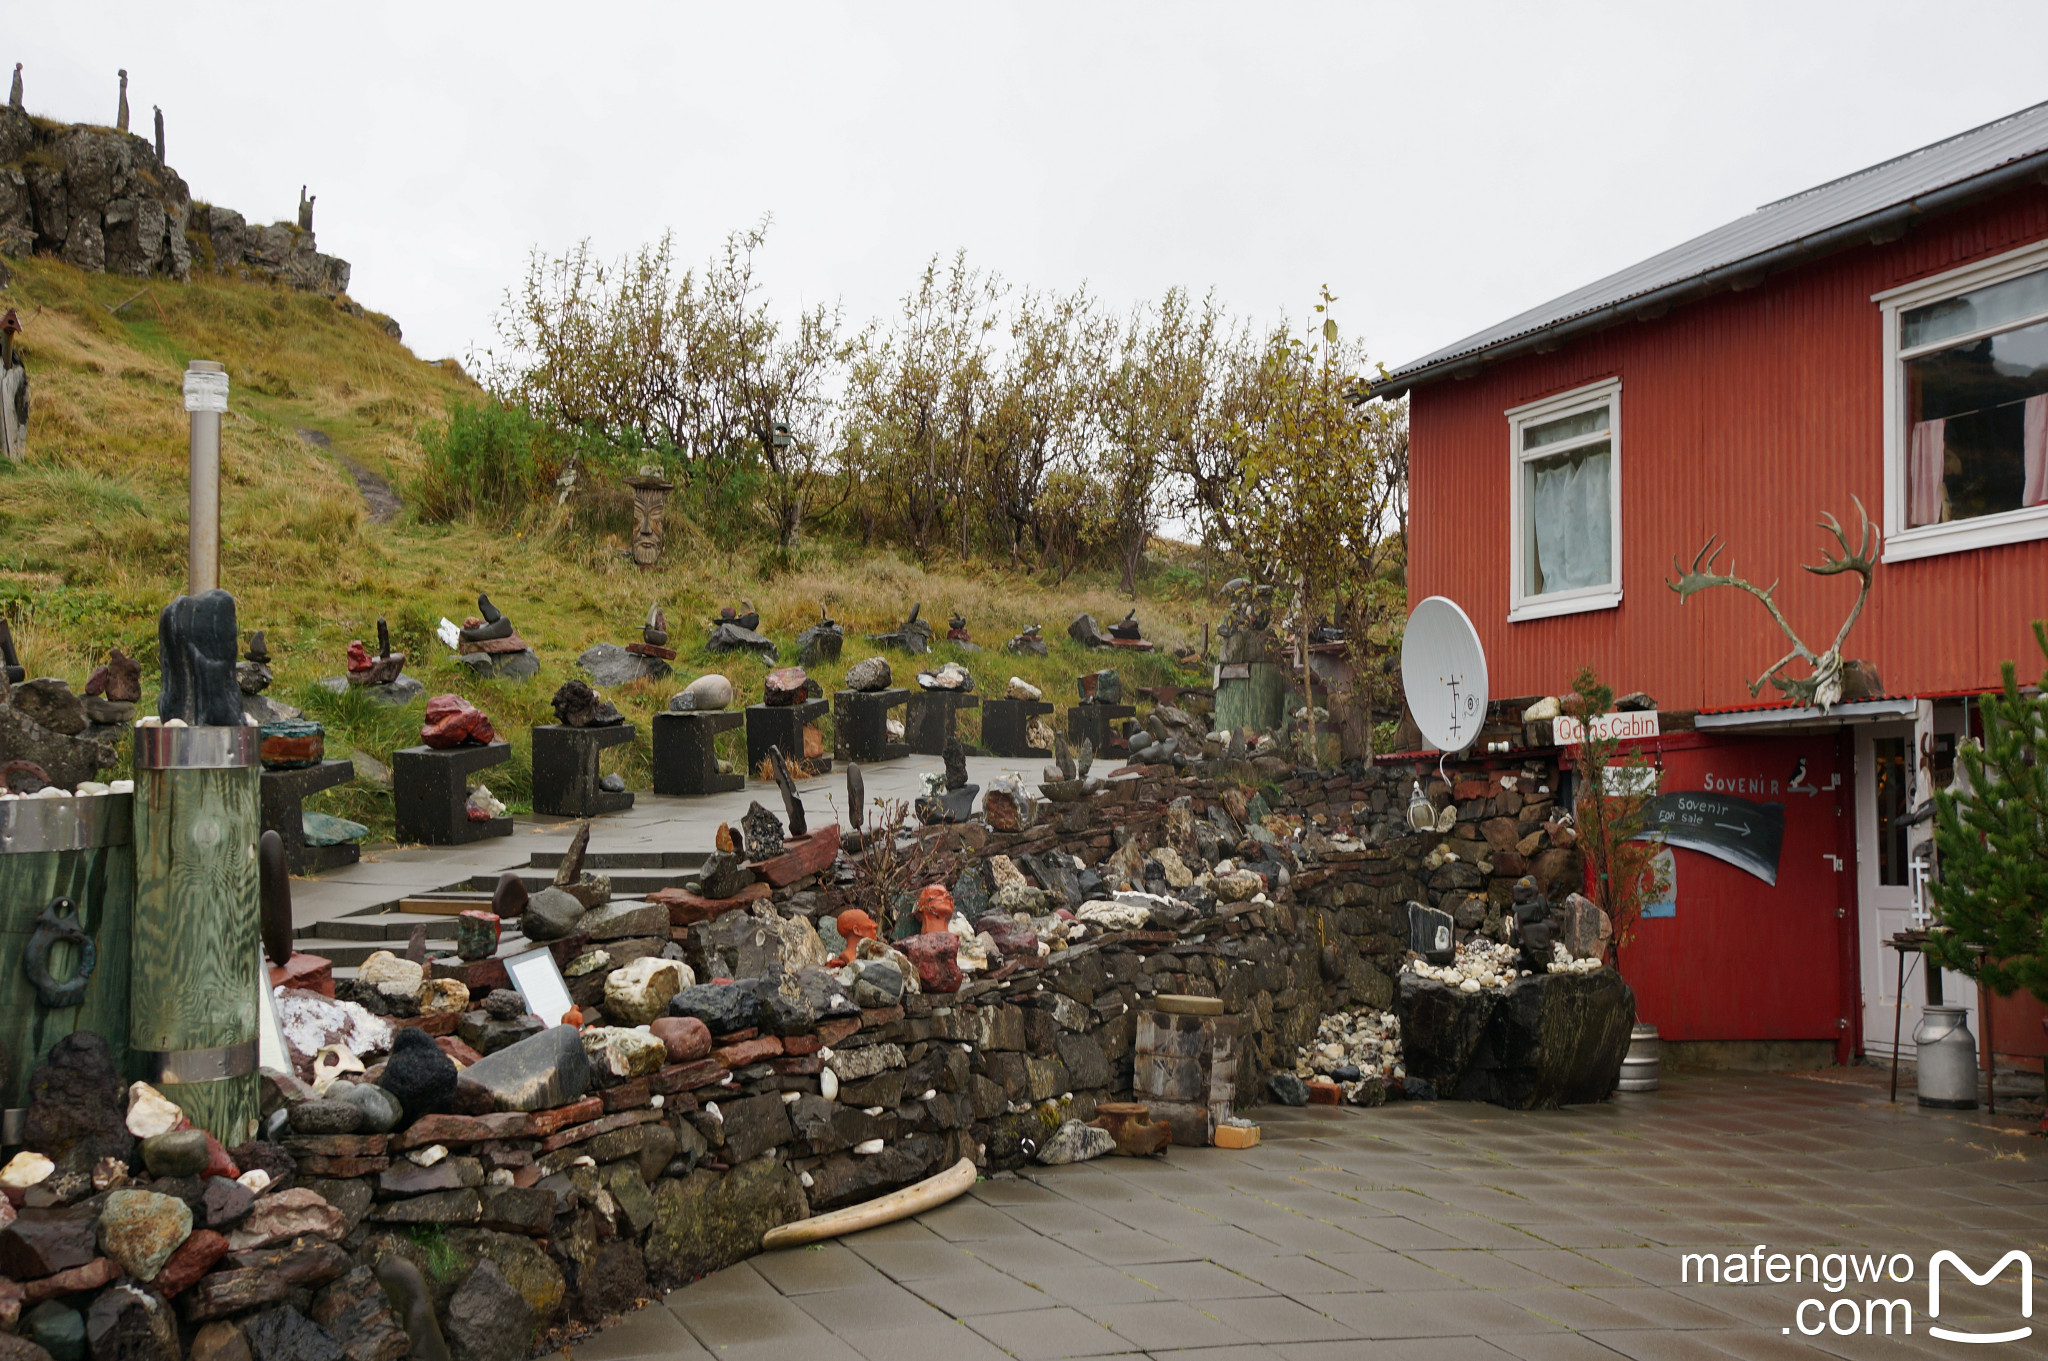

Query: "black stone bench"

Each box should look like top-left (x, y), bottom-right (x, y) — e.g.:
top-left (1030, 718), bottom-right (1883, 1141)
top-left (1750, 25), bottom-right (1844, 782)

top-left (531, 723), bottom-right (635, 817)
top-left (260, 758), bottom-right (357, 874)
top-left (393, 741), bottom-right (514, 845)
top-left (652, 711), bottom-right (744, 796)
top-left (833, 688), bottom-right (910, 764)
top-left (905, 690), bottom-right (980, 756)
top-left (745, 698), bottom-right (830, 775)
top-left (980, 697), bottom-right (1054, 759)
top-left (1068, 702), bottom-right (1136, 757)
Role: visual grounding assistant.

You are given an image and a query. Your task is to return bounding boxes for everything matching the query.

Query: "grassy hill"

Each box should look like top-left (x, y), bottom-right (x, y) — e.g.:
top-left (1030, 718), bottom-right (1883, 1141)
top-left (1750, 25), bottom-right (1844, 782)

top-left (0, 257), bottom-right (1214, 840)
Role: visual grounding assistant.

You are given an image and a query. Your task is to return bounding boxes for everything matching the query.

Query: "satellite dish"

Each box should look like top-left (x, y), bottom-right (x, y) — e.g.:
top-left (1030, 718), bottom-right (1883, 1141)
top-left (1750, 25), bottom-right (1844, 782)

top-left (1401, 596), bottom-right (1489, 754)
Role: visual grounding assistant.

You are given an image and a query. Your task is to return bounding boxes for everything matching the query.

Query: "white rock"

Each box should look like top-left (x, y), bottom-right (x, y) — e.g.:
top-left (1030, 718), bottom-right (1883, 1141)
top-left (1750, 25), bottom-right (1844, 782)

top-left (799, 1171), bottom-right (815, 1188)
top-left (126, 1082), bottom-right (187, 1140)
top-left (1523, 696), bottom-right (1561, 722)
top-left (603, 957), bottom-right (692, 1026)
top-left (852, 1139), bottom-right (884, 1156)
top-left (236, 1169), bottom-right (272, 1193)
top-left (358, 951), bottom-right (425, 993)
top-left (488, 1168), bottom-right (515, 1187)
top-left (1459, 978), bottom-right (1482, 994)
top-left (820, 1068), bottom-right (839, 1100)
top-left (410, 1144), bottom-right (448, 1167)
top-left (0, 1151), bottom-right (52, 1189)
top-left (1005, 676), bottom-right (1042, 701)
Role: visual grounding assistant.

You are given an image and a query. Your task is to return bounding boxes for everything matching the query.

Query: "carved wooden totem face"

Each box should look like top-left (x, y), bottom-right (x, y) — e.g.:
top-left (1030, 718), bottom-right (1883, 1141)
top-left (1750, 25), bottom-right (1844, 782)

top-left (630, 484), bottom-right (667, 566)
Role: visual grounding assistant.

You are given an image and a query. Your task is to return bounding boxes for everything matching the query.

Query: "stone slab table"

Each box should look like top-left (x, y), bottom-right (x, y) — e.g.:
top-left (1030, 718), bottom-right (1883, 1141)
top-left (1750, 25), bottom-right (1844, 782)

top-left (531, 722), bottom-right (635, 818)
top-left (832, 688), bottom-right (910, 765)
top-left (905, 690), bottom-right (980, 757)
top-left (1068, 702), bottom-right (1136, 758)
top-left (745, 698), bottom-right (830, 775)
top-left (979, 697), bottom-right (1053, 759)
top-left (260, 758), bottom-right (358, 874)
top-left (392, 741), bottom-right (514, 845)
top-left (651, 711), bottom-right (744, 797)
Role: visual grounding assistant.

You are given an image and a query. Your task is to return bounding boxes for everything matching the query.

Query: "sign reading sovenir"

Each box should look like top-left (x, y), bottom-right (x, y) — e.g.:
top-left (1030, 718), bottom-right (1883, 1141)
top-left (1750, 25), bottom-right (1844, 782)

top-left (1552, 710), bottom-right (1660, 744)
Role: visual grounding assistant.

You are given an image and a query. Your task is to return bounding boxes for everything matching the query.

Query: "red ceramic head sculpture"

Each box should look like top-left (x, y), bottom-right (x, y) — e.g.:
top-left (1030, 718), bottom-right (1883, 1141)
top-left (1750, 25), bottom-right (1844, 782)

top-left (830, 909), bottom-right (878, 967)
top-left (915, 884), bottom-right (955, 936)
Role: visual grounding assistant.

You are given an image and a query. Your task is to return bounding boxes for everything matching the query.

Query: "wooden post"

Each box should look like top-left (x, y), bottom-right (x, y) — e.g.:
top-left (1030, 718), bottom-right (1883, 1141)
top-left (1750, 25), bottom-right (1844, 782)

top-left (131, 724), bottom-right (261, 1143)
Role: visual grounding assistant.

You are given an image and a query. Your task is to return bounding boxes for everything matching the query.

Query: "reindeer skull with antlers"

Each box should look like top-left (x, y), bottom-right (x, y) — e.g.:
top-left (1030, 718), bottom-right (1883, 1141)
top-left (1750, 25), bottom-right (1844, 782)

top-left (1667, 497), bottom-right (1884, 713)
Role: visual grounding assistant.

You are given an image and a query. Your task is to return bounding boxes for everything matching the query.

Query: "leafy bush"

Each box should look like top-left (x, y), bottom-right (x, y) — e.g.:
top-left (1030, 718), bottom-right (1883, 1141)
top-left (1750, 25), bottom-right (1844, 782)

top-left (411, 399), bottom-right (553, 524)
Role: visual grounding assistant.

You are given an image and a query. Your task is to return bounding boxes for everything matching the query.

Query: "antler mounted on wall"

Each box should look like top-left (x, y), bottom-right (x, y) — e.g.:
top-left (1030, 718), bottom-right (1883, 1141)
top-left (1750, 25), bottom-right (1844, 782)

top-left (1667, 496), bottom-right (1883, 712)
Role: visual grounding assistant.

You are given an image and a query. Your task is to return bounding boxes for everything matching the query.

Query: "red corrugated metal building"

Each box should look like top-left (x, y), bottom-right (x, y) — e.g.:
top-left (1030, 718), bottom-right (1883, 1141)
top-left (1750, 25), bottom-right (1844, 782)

top-left (1374, 103), bottom-right (2048, 1071)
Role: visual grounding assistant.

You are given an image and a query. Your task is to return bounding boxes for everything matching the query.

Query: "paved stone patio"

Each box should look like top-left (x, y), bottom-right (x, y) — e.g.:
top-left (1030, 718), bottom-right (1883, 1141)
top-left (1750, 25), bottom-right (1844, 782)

top-left (543, 1070), bottom-right (2043, 1361)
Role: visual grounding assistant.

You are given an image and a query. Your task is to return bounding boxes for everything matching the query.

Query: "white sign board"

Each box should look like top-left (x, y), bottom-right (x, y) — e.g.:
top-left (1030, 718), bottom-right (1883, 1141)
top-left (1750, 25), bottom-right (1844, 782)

top-left (182, 369), bottom-right (229, 413)
top-left (1553, 710), bottom-right (1661, 745)
top-left (504, 947), bottom-right (575, 1028)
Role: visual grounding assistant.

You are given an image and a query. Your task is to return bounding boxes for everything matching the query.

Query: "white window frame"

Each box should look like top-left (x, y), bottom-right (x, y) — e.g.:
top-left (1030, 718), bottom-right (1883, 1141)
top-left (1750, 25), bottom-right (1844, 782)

top-left (1507, 377), bottom-right (1623, 622)
top-left (1875, 237), bottom-right (2048, 563)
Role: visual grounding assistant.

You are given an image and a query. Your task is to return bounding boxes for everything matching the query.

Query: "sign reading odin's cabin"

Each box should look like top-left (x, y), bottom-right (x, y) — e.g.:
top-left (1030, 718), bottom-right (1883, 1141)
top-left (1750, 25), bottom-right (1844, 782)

top-left (1553, 710), bottom-right (1660, 744)
top-left (1634, 791), bottom-right (1785, 885)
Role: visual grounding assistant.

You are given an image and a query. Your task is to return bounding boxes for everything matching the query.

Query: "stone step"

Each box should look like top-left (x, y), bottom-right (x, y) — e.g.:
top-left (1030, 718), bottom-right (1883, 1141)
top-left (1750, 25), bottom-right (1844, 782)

top-left (292, 936), bottom-right (456, 969)
top-left (470, 870), bottom-right (696, 895)
top-left (298, 914), bottom-right (461, 942)
top-left (527, 849), bottom-right (709, 872)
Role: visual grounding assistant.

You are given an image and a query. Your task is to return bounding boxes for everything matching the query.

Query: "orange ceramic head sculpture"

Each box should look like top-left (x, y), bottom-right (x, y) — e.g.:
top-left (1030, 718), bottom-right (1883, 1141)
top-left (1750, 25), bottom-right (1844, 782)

top-left (915, 884), bottom-right (955, 936)
top-left (830, 909), bottom-right (878, 967)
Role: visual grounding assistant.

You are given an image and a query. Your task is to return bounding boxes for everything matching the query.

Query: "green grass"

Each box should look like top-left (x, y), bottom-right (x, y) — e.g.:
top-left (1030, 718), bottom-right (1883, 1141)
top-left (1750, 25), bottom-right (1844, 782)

top-left (0, 254), bottom-right (1219, 842)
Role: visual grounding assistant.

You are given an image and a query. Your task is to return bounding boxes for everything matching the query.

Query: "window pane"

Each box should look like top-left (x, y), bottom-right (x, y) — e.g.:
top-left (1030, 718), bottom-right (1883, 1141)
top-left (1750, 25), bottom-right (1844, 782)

top-left (1525, 441), bottom-right (1612, 595)
top-left (1874, 736), bottom-right (1909, 887)
top-left (1523, 405), bottom-right (1610, 452)
top-left (1902, 266), bottom-right (2048, 350)
top-left (1903, 314), bottom-right (2048, 523)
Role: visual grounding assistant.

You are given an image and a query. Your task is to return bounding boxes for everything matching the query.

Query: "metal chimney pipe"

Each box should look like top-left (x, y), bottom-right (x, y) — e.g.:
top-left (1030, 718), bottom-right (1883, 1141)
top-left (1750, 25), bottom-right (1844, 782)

top-left (183, 360), bottom-right (227, 593)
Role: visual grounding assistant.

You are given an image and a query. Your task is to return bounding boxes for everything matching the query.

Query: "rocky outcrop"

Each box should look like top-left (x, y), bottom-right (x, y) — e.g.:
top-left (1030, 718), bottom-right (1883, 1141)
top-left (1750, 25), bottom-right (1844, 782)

top-left (0, 105), bottom-right (350, 295)
top-left (1397, 968), bottom-right (1636, 1109)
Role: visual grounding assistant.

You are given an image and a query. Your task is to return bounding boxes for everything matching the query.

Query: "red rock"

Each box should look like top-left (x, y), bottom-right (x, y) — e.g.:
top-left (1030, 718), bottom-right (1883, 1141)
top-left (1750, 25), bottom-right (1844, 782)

top-left (624, 641), bottom-right (677, 660)
top-left (259, 729), bottom-right (324, 766)
top-left (648, 882), bottom-right (771, 924)
top-left (151, 1228), bottom-right (228, 1296)
top-left (781, 1033), bottom-right (823, 1056)
top-left (816, 1017), bottom-right (862, 1047)
top-left (898, 933), bottom-right (963, 993)
top-left (650, 1059), bottom-right (727, 1095)
top-left (648, 1016), bottom-right (712, 1063)
top-left (712, 1036), bottom-right (784, 1069)
top-left (537, 1109), bottom-right (663, 1154)
top-left (435, 1036), bottom-right (484, 1067)
top-left (388, 1011), bottom-right (459, 1037)
top-left (770, 1054), bottom-right (823, 1075)
top-left (0, 1276), bottom-right (20, 1331)
top-left (267, 952), bottom-right (333, 998)
top-left (420, 694), bottom-right (495, 748)
top-left (763, 667), bottom-right (810, 706)
top-left (1306, 1080), bottom-right (1343, 1106)
top-left (750, 825), bottom-right (840, 888)
top-left (390, 1112), bottom-right (531, 1150)
top-left (983, 788), bottom-right (1025, 831)
top-left (525, 1097), bottom-right (604, 1137)
top-left (201, 1133), bottom-right (239, 1181)
top-left (25, 1256), bottom-right (117, 1300)
top-left (601, 1079), bottom-right (651, 1113)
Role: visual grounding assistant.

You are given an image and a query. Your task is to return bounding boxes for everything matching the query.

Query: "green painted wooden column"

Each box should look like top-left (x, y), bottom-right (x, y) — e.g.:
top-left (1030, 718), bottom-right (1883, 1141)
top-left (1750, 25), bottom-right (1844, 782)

top-left (0, 793), bottom-right (136, 1130)
top-left (131, 724), bottom-right (261, 1143)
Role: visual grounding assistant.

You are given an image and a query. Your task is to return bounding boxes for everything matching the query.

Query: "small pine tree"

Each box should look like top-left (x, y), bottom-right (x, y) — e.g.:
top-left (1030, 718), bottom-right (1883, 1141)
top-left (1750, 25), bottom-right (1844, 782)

top-left (1925, 622), bottom-right (2048, 1002)
top-left (1569, 667), bottom-right (1670, 955)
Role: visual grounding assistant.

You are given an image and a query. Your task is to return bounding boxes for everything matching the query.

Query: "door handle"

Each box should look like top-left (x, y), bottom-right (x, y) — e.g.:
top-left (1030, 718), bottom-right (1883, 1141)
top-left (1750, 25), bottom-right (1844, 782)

top-left (1823, 854), bottom-right (1844, 871)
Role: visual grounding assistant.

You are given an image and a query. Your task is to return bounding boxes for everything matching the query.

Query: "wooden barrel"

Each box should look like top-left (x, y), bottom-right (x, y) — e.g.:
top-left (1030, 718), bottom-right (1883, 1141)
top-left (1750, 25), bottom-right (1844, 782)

top-left (132, 724), bottom-right (261, 1144)
top-left (0, 792), bottom-right (136, 1134)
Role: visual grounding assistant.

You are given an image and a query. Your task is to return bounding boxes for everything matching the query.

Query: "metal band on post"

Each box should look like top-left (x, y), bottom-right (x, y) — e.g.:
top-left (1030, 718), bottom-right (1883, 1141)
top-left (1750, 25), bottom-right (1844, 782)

top-left (183, 360), bottom-right (227, 595)
top-left (0, 793), bottom-right (132, 854)
top-left (133, 724), bottom-right (259, 771)
top-left (137, 1039), bottom-right (258, 1084)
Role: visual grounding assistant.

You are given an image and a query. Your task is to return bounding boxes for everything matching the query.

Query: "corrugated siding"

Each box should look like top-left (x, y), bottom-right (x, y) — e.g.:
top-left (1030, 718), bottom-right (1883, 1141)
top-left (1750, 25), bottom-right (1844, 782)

top-left (1411, 187), bottom-right (2048, 711)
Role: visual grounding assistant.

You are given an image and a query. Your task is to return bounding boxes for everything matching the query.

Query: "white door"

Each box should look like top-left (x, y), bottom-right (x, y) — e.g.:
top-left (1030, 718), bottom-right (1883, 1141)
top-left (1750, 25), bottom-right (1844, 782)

top-left (1856, 721), bottom-right (1976, 1058)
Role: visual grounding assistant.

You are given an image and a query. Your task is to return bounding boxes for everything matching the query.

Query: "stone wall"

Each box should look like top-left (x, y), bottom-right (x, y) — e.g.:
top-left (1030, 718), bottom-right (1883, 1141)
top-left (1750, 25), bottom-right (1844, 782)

top-left (0, 106), bottom-right (350, 295)
top-left (0, 748), bottom-right (1589, 1358)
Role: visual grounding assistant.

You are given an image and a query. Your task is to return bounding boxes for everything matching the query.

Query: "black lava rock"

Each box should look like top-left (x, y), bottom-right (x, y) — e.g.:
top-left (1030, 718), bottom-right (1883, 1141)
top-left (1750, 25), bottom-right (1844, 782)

top-left (377, 1027), bottom-right (459, 1126)
top-left (668, 982), bottom-right (761, 1035)
top-left (1266, 1072), bottom-right (1309, 1107)
top-left (23, 1031), bottom-right (133, 1172)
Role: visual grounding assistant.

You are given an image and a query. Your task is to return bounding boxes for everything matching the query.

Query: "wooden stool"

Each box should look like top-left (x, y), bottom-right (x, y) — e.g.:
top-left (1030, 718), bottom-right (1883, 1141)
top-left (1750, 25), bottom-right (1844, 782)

top-left (905, 690), bottom-right (979, 756)
top-left (259, 758), bottom-right (357, 873)
top-left (833, 689), bottom-right (910, 764)
top-left (531, 723), bottom-right (635, 817)
top-left (652, 711), bottom-right (744, 796)
top-left (392, 742), bottom-right (513, 845)
top-left (746, 699), bottom-right (830, 775)
top-left (980, 697), bottom-right (1053, 758)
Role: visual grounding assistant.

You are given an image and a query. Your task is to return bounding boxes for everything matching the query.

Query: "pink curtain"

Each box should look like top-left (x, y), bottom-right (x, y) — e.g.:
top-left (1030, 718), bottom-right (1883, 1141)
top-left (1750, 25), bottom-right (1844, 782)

top-left (2025, 395), bottom-right (2048, 508)
top-left (1908, 418), bottom-right (1946, 527)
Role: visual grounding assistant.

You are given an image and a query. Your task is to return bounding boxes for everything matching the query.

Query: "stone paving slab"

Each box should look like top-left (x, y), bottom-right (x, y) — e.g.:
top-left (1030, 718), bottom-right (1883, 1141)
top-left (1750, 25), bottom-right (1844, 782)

top-left (543, 1070), bottom-right (2045, 1360)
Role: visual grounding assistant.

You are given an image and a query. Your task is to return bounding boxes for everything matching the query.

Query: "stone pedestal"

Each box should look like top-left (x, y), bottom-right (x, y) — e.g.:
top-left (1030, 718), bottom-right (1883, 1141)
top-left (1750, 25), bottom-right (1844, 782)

top-left (980, 697), bottom-right (1053, 759)
top-left (1068, 702), bottom-right (1136, 757)
top-left (745, 698), bottom-right (830, 775)
top-left (833, 689), bottom-right (910, 764)
top-left (393, 742), bottom-right (513, 845)
top-left (652, 711), bottom-right (743, 796)
top-left (259, 758), bottom-right (357, 874)
top-left (531, 723), bottom-right (635, 817)
top-left (1134, 1010), bottom-right (1237, 1147)
top-left (905, 690), bottom-right (979, 757)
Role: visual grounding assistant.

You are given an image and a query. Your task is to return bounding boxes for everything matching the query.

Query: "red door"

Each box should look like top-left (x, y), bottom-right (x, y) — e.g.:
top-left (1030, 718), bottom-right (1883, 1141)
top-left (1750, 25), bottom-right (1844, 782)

top-left (1614, 732), bottom-right (1857, 1058)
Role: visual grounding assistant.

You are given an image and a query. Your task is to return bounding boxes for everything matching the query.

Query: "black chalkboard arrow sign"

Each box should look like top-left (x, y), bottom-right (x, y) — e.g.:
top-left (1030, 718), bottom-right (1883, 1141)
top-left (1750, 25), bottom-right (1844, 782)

top-left (1633, 792), bottom-right (1786, 885)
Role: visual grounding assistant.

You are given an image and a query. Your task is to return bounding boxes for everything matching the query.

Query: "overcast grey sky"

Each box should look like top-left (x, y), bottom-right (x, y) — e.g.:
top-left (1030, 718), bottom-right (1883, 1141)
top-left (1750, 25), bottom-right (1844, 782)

top-left (15, 3), bottom-right (2048, 372)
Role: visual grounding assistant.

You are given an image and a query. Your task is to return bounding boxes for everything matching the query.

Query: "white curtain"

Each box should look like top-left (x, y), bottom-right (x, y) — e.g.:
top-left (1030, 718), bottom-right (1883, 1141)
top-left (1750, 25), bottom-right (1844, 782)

top-left (2024, 395), bottom-right (2048, 508)
top-left (1907, 418), bottom-right (1946, 527)
top-left (1529, 448), bottom-right (1611, 593)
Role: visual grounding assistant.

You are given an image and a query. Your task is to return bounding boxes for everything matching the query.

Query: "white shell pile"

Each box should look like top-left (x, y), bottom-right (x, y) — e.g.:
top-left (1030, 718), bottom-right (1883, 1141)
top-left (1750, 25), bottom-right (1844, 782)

top-left (1404, 938), bottom-right (1526, 993)
top-left (1547, 942), bottom-right (1604, 975)
top-left (1293, 1008), bottom-right (1402, 1103)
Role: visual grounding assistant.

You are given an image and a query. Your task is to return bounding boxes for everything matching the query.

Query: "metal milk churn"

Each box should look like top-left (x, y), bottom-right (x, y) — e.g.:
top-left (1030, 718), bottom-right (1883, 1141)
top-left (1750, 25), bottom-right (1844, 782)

top-left (1914, 1005), bottom-right (1979, 1109)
